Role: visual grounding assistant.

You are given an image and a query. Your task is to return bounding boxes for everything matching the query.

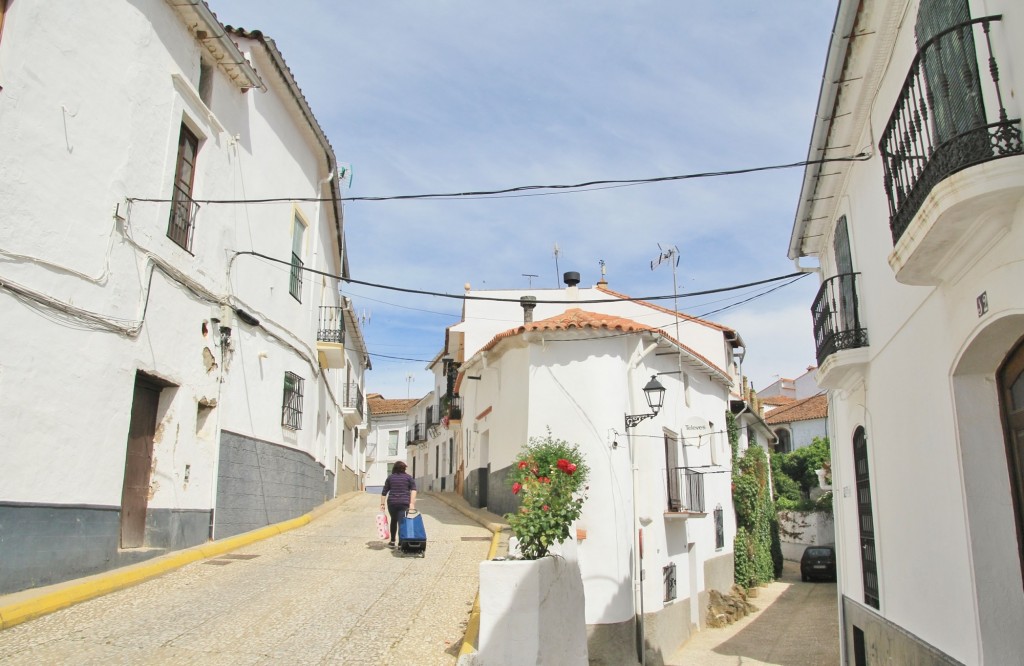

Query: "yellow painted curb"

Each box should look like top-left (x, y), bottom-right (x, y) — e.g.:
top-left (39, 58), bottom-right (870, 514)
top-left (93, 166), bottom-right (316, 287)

top-left (458, 528), bottom-right (503, 659)
top-left (0, 493), bottom-right (359, 631)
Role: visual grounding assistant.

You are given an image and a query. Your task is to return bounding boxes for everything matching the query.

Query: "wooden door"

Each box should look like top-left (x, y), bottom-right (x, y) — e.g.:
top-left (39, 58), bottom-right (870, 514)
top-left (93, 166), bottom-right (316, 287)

top-left (999, 338), bottom-right (1024, 587)
top-left (120, 376), bottom-right (161, 548)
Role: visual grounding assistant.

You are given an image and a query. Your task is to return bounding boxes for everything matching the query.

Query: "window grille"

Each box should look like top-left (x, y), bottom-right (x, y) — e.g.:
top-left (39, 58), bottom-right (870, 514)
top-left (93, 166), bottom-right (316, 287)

top-left (289, 252), bottom-right (304, 301)
top-left (663, 562), bottom-right (677, 602)
top-left (167, 124), bottom-right (199, 251)
top-left (715, 504), bottom-right (724, 549)
top-left (282, 372), bottom-right (304, 430)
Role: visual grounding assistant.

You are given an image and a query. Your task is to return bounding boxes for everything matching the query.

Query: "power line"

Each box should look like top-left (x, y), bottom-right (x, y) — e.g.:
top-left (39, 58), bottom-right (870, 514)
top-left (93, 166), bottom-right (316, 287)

top-left (235, 250), bottom-right (809, 305)
top-left (127, 153), bottom-right (870, 205)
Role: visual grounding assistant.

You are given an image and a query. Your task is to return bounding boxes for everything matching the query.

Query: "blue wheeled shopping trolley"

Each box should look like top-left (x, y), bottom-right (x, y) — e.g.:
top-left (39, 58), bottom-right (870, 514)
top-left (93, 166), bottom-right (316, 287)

top-left (398, 509), bottom-right (427, 557)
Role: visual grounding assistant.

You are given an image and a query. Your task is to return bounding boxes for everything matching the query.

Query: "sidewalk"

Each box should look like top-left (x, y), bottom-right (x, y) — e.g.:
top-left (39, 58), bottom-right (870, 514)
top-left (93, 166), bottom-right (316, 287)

top-left (665, 561), bottom-right (841, 665)
top-left (0, 492), bottom-right (504, 665)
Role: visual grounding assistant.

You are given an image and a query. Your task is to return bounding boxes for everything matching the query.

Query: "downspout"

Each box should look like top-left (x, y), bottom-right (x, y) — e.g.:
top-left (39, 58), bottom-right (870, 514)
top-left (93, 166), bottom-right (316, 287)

top-left (626, 337), bottom-right (659, 666)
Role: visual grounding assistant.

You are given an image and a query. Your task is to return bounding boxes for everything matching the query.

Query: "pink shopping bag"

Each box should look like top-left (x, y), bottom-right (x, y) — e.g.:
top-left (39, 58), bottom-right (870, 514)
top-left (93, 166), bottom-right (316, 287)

top-left (376, 511), bottom-right (390, 540)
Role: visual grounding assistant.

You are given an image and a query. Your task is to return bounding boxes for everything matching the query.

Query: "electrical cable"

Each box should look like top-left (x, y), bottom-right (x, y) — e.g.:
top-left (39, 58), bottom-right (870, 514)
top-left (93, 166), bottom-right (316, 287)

top-left (235, 250), bottom-right (807, 305)
top-left (126, 153), bottom-right (870, 205)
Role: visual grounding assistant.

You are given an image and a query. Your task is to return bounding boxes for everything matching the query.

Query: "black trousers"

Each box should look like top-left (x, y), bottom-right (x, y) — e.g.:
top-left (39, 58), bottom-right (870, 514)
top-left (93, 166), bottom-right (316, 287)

top-left (387, 503), bottom-right (408, 542)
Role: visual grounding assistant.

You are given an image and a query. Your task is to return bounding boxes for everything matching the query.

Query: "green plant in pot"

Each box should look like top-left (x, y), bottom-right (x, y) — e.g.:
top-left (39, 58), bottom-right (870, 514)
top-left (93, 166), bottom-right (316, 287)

top-left (505, 433), bottom-right (590, 560)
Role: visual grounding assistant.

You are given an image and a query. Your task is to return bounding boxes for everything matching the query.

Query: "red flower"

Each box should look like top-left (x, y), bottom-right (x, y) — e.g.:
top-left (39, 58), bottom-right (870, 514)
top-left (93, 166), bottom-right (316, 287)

top-left (556, 458), bottom-right (570, 471)
top-left (518, 461), bottom-right (528, 470)
top-left (512, 482), bottom-right (522, 495)
top-left (539, 476), bottom-right (551, 484)
top-left (542, 505), bottom-right (550, 511)
top-left (565, 463), bottom-right (577, 475)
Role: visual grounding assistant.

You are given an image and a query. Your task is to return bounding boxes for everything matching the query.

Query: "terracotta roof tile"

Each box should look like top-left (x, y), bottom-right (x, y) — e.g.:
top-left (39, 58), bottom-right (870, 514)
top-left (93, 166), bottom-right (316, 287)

top-left (762, 395), bottom-right (796, 407)
top-left (367, 396), bottom-right (419, 416)
top-left (595, 285), bottom-right (737, 335)
top-left (477, 308), bottom-right (731, 382)
top-left (764, 394), bottom-right (828, 425)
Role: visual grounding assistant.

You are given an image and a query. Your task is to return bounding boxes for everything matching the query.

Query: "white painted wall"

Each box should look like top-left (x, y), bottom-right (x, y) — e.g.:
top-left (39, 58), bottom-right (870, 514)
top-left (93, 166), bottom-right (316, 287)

top-left (793, 2), bottom-right (1024, 662)
top-left (0, 0), bottom-right (364, 516)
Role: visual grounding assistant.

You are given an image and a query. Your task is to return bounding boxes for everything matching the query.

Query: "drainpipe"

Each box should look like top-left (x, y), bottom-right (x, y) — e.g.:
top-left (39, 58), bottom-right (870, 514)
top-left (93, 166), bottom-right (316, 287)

top-left (626, 337), bottom-right (659, 666)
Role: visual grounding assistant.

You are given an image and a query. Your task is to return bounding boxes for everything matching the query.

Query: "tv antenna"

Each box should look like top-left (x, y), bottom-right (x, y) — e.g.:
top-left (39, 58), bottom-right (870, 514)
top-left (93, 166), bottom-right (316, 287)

top-left (553, 243), bottom-right (561, 287)
top-left (405, 372), bottom-right (415, 399)
top-left (522, 273), bottom-right (539, 288)
top-left (650, 243), bottom-right (682, 340)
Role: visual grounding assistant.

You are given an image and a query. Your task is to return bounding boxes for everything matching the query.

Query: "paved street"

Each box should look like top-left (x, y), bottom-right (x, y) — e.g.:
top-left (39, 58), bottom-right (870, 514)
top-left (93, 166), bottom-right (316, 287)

top-left (666, 560), bottom-right (841, 665)
top-left (0, 493), bottom-right (493, 665)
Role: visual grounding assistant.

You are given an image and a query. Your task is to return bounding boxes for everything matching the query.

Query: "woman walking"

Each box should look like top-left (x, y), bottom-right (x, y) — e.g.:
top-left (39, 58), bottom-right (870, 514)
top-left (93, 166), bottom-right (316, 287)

top-left (380, 461), bottom-right (417, 548)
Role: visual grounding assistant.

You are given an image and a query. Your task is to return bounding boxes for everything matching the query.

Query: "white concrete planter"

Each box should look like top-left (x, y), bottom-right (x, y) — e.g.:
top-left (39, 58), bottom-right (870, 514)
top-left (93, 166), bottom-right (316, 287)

top-left (477, 556), bottom-right (588, 666)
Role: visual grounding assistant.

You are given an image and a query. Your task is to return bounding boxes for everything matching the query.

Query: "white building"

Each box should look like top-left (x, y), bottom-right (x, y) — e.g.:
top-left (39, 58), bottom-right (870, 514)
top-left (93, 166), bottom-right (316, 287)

top-left (758, 365), bottom-right (820, 401)
top-left (789, 1), bottom-right (1024, 662)
top-left (365, 394), bottom-right (418, 491)
top-left (764, 394), bottom-right (828, 454)
top-left (420, 273), bottom-right (758, 663)
top-left (0, 1), bottom-right (368, 594)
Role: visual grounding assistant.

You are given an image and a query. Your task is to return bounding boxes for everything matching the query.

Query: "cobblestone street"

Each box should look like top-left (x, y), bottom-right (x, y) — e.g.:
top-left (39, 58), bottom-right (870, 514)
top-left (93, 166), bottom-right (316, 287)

top-left (0, 493), bottom-right (494, 665)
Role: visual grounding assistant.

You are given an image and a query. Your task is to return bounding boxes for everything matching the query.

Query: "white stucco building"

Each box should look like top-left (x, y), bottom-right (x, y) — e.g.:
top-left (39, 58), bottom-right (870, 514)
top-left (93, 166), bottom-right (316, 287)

top-left (365, 394), bottom-right (418, 491)
top-left (790, 1), bottom-right (1024, 662)
top-left (417, 273), bottom-right (756, 664)
top-left (0, 1), bottom-right (368, 594)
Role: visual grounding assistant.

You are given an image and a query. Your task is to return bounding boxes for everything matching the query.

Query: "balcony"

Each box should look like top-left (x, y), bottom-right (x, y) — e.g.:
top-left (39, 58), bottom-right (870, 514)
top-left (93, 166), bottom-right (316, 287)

top-left (880, 15), bottom-right (1024, 285)
top-left (812, 273), bottom-right (869, 390)
top-left (666, 467), bottom-right (705, 516)
top-left (342, 382), bottom-right (364, 426)
top-left (441, 393), bottom-right (462, 422)
top-left (407, 423), bottom-right (425, 444)
top-left (316, 306), bottom-right (346, 369)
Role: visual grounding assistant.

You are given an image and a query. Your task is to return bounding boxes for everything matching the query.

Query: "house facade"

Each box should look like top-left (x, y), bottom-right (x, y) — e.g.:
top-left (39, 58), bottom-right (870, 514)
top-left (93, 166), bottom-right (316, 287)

top-left (789, 0), bottom-right (1024, 662)
top-left (416, 274), bottom-right (754, 663)
top-left (0, 1), bottom-right (367, 594)
top-left (763, 394), bottom-right (828, 454)
top-left (365, 394), bottom-right (418, 491)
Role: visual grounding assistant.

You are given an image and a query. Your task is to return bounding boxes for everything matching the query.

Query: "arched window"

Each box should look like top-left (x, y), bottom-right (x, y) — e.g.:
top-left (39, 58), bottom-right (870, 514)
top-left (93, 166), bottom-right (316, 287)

top-left (998, 337), bottom-right (1024, 586)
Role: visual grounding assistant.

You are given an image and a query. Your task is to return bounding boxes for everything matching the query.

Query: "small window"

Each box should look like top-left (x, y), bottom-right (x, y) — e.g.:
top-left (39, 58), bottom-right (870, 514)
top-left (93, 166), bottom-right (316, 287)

top-left (282, 372), bottom-right (304, 430)
top-left (714, 504), bottom-right (724, 549)
top-left (198, 60), bottom-right (213, 107)
top-left (290, 214), bottom-right (306, 302)
top-left (168, 124), bottom-right (200, 251)
top-left (774, 429), bottom-right (793, 454)
top-left (388, 430), bottom-right (399, 456)
top-left (449, 438), bottom-right (454, 474)
top-left (663, 562), bottom-right (677, 602)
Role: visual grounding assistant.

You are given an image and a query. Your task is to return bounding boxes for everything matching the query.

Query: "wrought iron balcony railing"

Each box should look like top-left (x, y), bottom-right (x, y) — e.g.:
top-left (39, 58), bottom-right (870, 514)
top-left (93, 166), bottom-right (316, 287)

top-left (407, 423), bottom-right (425, 444)
top-left (880, 15), bottom-right (1022, 244)
top-left (317, 306), bottom-right (345, 344)
top-left (812, 273), bottom-right (868, 366)
top-left (441, 393), bottom-right (462, 421)
top-left (667, 467), bottom-right (705, 513)
top-left (344, 382), bottom-right (364, 419)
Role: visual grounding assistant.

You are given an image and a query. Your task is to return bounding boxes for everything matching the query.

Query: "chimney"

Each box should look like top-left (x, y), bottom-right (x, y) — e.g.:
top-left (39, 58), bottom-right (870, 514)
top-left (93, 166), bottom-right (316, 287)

top-left (563, 271), bottom-right (581, 301)
top-left (520, 296), bottom-right (537, 324)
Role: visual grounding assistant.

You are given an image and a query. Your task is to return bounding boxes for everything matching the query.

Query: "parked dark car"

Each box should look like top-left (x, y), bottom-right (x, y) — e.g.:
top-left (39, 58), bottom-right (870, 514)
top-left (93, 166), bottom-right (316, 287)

top-left (800, 545), bottom-right (837, 581)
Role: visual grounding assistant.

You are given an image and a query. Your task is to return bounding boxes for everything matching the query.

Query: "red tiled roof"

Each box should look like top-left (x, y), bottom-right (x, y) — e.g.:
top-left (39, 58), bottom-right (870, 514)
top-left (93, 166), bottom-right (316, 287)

top-left (367, 396), bottom-right (419, 416)
top-left (764, 394), bottom-right (828, 425)
top-left (762, 395), bottom-right (796, 407)
top-left (595, 285), bottom-right (737, 335)
top-left (476, 308), bottom-right (730, 382)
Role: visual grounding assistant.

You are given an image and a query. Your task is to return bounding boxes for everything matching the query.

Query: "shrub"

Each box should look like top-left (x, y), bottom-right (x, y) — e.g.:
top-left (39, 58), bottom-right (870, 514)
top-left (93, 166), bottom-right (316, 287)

top-left (504, 432), bottom-right (590, 560)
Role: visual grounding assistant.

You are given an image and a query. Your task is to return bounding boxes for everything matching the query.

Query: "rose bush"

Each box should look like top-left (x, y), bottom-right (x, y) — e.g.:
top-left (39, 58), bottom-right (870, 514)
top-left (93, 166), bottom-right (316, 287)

top-left (505, 432), bottom-right (590, 560)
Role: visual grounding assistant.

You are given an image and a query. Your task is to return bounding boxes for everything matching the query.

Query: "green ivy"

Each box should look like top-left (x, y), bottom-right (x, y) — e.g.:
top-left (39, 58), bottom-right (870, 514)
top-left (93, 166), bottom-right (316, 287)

top-left (729, 412), bottom-right (781, 588)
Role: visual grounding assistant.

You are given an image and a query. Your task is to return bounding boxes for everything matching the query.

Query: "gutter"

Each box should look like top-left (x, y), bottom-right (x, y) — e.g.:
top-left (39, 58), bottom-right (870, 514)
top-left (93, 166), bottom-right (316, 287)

top-left (788, 0), bottom-right (862, 261)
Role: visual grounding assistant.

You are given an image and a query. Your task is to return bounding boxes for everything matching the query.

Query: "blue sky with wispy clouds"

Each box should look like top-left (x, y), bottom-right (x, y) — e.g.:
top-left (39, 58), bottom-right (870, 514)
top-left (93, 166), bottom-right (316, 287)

top-left (213, 1), bottom-right (839, 398)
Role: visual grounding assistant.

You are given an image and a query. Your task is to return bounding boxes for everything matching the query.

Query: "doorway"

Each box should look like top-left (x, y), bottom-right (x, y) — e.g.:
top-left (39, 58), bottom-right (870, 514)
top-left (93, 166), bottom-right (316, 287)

top-left (120, 373), bottom-right (166, 548)
top-left (998, 337), bottom-right (1024, 584)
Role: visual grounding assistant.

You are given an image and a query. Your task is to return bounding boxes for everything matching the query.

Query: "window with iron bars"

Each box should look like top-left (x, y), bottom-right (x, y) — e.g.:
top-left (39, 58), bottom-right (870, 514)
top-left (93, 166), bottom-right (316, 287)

top-left (168, 123), bottom-right (199, 252)
top-left (282, 371), bottom-right (304, 430)
top-left (663, 562), bottom-right (677, 602)
top-left (289, 214), bottom-right (305, 302)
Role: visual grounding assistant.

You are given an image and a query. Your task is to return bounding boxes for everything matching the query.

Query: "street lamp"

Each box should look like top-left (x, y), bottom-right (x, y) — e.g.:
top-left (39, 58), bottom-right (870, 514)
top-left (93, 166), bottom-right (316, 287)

top-left (624, 375), bottom-right (667, 429)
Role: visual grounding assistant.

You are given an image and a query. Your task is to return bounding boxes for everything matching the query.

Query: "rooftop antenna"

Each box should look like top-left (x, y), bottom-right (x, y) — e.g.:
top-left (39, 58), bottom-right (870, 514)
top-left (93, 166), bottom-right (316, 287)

top-left (405, 372), bottom-right (415, 399)
top-left (522, 273), bottom-right (538, 288)
top-left (598, 259), bottom-right (607, 284)
top-left (650, 242), bottom-right (682, 345)
top-left (553, 243), bottom-right (561, 287)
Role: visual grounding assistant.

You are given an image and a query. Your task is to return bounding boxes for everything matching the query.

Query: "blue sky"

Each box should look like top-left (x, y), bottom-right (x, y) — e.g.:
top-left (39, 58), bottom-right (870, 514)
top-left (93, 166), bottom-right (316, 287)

top-left (212, 2), bottom-right (838, 399)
